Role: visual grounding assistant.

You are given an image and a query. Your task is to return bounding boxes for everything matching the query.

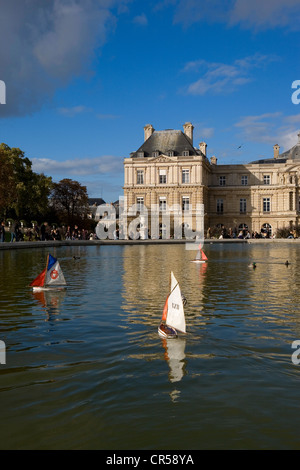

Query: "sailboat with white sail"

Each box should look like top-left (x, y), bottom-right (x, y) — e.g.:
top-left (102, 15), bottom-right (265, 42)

top-left (158, 272), bottom-right (186, 339)
top-left (191, 245), bottom-right (208, 263)
top-left (30, 254), bottom-right (66, 291)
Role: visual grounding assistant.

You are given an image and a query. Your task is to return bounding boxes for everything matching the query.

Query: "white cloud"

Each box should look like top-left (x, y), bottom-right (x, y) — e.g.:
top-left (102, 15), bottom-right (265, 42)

top-left (32, 154), bottom-right (123, 177)
top-left (58, 105), bottom-right (92, 117)
top-left (133, 13), bottom-right (148, 25)
top-left (0, 0), bottom-right (131, 117)
top-left (229, 0), bottom-right (300, 30)
top-left (169, 0), bottom-right (300, 30)
top-left (234, 112), bottom-right (300, 151)
top-left (199, 127), bottom-right (215, 139)
top-left (183, 54), bottom-right (275, 95)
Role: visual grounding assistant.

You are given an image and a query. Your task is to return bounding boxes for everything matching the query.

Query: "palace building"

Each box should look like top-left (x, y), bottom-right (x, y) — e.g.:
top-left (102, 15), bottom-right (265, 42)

top-left (123, 122), bottom-right (300, 237)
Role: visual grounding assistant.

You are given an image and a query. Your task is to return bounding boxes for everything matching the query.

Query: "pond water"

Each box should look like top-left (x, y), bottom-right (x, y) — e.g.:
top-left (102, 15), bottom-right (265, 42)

top-left (0, 242), bottom-right (300, 450)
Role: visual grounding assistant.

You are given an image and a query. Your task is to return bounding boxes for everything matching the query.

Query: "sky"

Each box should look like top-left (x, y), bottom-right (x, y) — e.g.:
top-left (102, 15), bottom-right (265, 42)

top-left (1, 0), bottom-right (300, 202)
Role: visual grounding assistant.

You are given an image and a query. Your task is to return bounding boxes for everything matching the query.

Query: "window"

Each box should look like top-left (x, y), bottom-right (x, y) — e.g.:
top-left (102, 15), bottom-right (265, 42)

top-left (182, 196), bottom-right (190, 211)
top-left (261, 223), bottom-right (272, 236)
top-left (183, 150), bottom-right (189, 156)
top-left (137, 152), bottom-right (144, 158)
top-left (263, 197), bottom-right (271, 212)
top-left (240, 198), bottom-right (246, 213)
top-left (182, 169), bottom-right (190, 183)
top-left (217, 199), bottom-right (223, 213)
top-left (152, 151), bottom-right (159, 158)
top-left (159, 197), bottom-right (167, 211)
top-left (159, 169), bottom-right (167, 184)
top-left (219, 176), bottom-right (226, 186)
top-left (137, 170), bottom-right (144, 185)
top-left (264, 175), bottom-right (270, 185)
top-left (241, 175), bottom-right (248, 186)
top-left (136, 197), bottom-right (144, 212)
top-left (168, 150), bottom-right (174, 157)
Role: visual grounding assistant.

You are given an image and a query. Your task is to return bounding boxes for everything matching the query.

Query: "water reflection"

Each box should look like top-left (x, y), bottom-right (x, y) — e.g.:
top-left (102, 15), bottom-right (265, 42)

top-left (121, 244), bottom-right (208, 387)
top-left (161, 337), bottom-right (186, 383)
top-left (32, 288), bottom-right (67, 322)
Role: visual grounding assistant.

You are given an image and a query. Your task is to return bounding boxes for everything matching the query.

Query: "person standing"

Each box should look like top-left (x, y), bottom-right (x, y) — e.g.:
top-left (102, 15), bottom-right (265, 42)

top-left (0, 221), bottom-right (5, 242)
top-left (11, 220), bottom-right (20, 242)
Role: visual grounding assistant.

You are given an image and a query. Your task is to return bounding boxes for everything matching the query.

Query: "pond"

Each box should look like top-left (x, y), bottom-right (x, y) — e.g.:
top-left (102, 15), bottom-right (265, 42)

top-left (0, 242), bottom-right (300, 449)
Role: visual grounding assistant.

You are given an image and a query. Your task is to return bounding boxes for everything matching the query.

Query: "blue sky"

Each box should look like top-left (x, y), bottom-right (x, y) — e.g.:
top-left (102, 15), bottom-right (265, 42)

top-left (1, 0), bottom-right (300, 201)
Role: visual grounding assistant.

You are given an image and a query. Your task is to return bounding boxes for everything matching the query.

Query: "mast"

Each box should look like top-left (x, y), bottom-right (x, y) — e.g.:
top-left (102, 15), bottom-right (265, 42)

top-left (44, 254), bottom-right (49, 287)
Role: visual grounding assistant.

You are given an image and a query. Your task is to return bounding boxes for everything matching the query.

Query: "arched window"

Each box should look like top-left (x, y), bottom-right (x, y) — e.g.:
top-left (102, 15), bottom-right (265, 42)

top-left (261, 223), bottom-right (272, 237)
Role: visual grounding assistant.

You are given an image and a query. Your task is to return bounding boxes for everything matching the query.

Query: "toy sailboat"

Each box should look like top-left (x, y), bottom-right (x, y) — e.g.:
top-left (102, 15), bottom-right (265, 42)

top-left (158, 272), bottom-right (186, 339)
top-left (30, 254), bottom-right (66, 291)
top-left (191, 245), bottom-right (208, 263)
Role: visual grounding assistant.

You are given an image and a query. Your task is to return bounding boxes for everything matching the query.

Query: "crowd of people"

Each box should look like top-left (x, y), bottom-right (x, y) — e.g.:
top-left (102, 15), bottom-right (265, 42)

top-left (206, 225), bottom-right (276, 239)
top-left (1, 220), bottom-right (299, 242)
top-left (0, 221), bottom-right (98, 243)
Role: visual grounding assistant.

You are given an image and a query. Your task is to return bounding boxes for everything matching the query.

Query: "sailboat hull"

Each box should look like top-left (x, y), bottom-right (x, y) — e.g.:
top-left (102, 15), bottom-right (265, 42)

top-left (158, 323), bottom-right (177, 339)
top-left (190, 260), bottom-right (206, 263)
top-left (32, 286), bottom-right (66, 292)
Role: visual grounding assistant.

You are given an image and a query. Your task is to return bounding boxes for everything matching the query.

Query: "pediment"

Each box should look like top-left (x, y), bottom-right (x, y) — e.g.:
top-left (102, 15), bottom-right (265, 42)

top-left (149, 154), bottom-right (174, 163)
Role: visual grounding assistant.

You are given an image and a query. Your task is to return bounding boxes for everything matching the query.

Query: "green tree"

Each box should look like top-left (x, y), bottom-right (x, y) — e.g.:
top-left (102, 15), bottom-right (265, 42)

top-left (0, 143), bottom-right (53, 222)
top-left (50, 178), bottom-right (89, 225)
top-left (0, 150), bottom-right (16, 219)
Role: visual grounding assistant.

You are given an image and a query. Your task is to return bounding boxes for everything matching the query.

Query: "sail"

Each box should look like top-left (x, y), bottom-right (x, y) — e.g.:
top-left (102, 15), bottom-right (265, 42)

top-left (30, 254), bottom-right (66, 288)
top-left (30, 268), bottom-right (46, 287)
top-left (161, 295), bottom-right (169, 323)
top-left (201, 249), bottom-right (208, 261)
top-left (165, 272), bottom-right (186, 333)
top-left (45, 255), bottom-right (66, 286)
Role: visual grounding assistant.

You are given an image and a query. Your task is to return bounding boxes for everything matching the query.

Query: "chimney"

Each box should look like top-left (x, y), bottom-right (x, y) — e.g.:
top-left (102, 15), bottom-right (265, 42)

top-left (183, 122), bottom-right (194, 144)
top-left (273, 144), bottom-right (280, 159)
top-left (144, 124), bottom-right (154, 141)
top-left (199, 141), bottom-right (207, 156)
top-left (210, 156), bottom-right (217, 165)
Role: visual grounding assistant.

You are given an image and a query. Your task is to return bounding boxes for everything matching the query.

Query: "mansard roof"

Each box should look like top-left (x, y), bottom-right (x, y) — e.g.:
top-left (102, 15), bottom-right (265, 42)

top-left (249, 157), bottom-right (287, 164)
top-left (250, 131), bottom-right (300, 164)
top-left (278, 137), bottom-right (300, 160)
top-left (131, 129), bottom-right (201, 158)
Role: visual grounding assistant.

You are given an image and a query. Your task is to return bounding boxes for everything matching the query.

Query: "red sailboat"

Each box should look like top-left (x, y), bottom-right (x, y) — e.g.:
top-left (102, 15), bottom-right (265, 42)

top-left (30, 254), bottom-right (66, 291)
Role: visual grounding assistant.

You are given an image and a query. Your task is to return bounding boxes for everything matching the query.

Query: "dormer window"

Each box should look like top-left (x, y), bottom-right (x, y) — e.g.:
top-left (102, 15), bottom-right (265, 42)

top-left (183, 150), bottom-right (189, 156)
top-left (137, 151), bottom-right (144, 158)
top-left (152, 151), bottom-right (159, 158)
top-left (168, 150), bottom-right (174, 157)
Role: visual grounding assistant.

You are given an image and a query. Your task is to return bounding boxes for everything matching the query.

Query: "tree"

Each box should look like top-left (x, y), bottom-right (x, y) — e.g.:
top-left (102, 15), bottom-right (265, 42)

top-left (51, 178), bottom-right (89, 225)
top-left (0, 143), bottom-right (53, 221)
top-left (0, 150), bottom-right (16, 219)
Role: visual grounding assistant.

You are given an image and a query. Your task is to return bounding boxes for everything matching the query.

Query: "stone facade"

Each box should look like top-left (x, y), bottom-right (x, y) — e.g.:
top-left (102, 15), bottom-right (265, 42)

top-left (123, 123), bottom-right (300, 236)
